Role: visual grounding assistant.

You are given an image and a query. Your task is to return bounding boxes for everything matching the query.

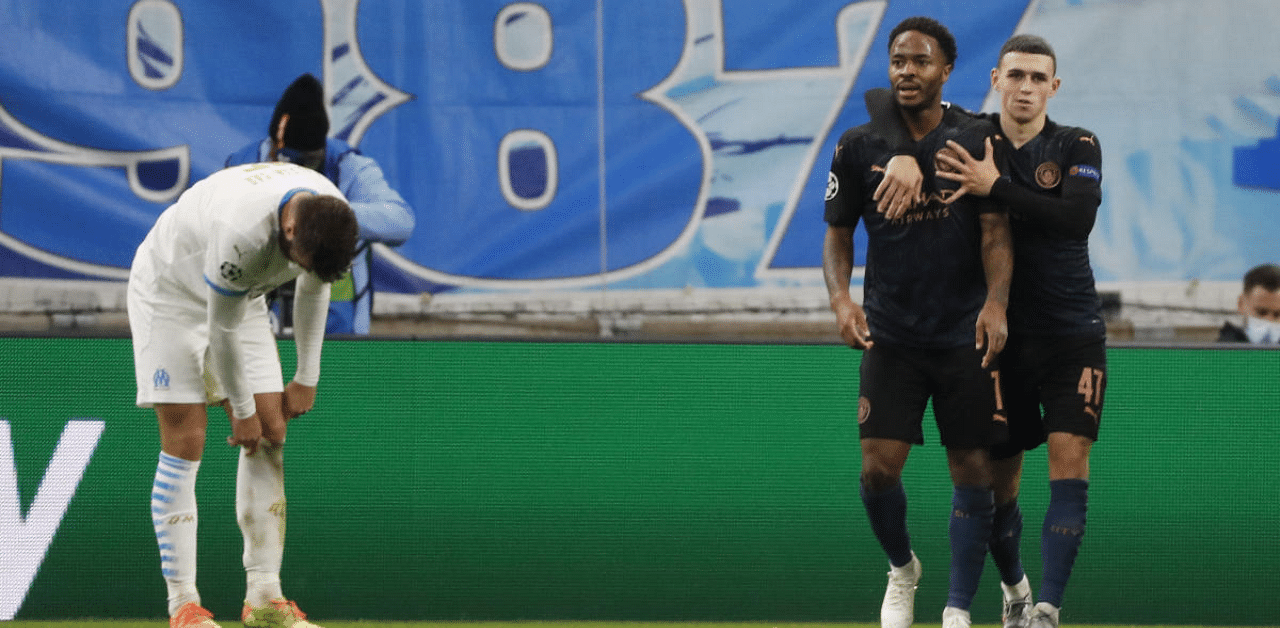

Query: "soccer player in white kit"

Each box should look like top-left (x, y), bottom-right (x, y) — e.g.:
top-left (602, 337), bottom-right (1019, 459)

top-left (129, 162), bottom-right (358, 628)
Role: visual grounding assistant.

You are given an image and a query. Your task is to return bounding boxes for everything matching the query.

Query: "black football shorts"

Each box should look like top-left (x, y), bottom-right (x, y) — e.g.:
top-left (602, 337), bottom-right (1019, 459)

top-left (857, 341), bottom-right (1005, 450)
top-left (991, 333), bottom-right (1106, 460)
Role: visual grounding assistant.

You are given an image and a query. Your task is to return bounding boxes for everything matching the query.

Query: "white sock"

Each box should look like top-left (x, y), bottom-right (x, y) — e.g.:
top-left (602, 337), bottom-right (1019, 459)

top-left (152, 452), bottom-right (200, 615)
top-left (237, 443), bottom-right (286, 606)
top-left (1034, 601), bottom-right (1061, 620)
top-left (1001, 574), bottom-right (1031, 601)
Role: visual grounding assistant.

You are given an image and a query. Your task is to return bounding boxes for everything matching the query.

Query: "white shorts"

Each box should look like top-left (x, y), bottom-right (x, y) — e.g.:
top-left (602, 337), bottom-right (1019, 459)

top-left (128, 275), bottom-right (283, 409)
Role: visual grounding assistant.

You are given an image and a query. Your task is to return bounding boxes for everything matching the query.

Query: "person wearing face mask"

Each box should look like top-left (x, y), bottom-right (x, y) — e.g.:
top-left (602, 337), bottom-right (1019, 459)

top-left (1218, 263), bottom-right (1280, 344)
top-left (225, 73), bottom-right (415, 335)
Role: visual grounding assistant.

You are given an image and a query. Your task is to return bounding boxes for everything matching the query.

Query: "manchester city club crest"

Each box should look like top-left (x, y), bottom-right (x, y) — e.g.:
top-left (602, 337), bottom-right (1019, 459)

top-left (1035, 161), bottom-right (1062, 189)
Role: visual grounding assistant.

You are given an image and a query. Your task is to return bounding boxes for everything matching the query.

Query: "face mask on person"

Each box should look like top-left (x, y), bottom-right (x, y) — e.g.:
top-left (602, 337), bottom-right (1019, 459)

top-left (1244, 315), bottom-right (1280, 344)
top-left (277, 147), bottom-right (325, 173)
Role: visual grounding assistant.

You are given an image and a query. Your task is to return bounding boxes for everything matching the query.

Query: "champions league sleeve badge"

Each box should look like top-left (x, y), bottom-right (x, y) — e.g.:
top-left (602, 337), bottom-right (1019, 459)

top-left (220, 261), bottom-right (243, 282)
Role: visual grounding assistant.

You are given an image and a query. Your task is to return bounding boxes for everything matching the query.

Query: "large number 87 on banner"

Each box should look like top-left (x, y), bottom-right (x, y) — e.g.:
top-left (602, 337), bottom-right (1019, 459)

top-left (371, 0), bottom-right (705, 291)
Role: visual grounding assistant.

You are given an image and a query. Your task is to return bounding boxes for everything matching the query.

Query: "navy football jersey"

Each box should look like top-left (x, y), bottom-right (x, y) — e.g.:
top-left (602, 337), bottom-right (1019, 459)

top-left (984, 115), bottom-right (1105, 337)
top-left (825, 105), bottom-right (1003, 348)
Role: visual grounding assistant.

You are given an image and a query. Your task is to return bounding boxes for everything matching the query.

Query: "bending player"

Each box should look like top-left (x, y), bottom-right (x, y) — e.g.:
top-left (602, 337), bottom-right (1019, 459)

top-left (864, 34), bottom-right (1106, 628)
top-left (129, 162), bottom-right (358, 628)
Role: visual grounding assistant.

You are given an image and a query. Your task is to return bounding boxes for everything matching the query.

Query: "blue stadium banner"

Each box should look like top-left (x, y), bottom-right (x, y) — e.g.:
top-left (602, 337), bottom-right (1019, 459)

top-left (1, 0), bottom-right (1278, 298)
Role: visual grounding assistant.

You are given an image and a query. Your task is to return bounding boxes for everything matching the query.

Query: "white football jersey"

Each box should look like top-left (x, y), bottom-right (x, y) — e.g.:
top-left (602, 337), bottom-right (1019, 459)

top-left (133, 162), bottom-right (345, 305)
top-left (130, 162), bottom-right (345, 419)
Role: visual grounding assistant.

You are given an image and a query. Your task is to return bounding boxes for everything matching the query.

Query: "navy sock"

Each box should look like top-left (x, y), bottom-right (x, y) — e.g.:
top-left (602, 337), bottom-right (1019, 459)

top-left (861, 481), bottom-right (913, 568)
top-left (989, 499), bottom-right (1026, 585)
top-left (947, 485), bottom-right (994, 609)
top-left (1040, 479), bottom-right (1088, 607)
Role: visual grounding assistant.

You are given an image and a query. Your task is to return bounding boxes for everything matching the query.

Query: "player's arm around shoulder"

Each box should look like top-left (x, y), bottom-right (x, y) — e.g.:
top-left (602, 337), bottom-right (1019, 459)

top-left (859, 90), bottom-right (924, 218)
top-left (1011, 124), bottom-right (1102, 240)
top-left (935, 118), bottom-right (1002, 204)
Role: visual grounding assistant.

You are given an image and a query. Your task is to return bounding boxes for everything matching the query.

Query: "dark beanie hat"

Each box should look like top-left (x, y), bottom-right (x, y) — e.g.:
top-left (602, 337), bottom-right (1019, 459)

top-left (270, 73), bottom-right (328, 151)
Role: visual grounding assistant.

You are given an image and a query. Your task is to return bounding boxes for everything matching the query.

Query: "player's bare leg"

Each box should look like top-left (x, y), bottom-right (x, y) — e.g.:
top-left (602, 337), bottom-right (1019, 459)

top-left (158, 403), bottom-right (209, 462)
top-left (1046, 432), bottom-right (1091, 481)
top-left (153, 403), bottom-right (215, 621)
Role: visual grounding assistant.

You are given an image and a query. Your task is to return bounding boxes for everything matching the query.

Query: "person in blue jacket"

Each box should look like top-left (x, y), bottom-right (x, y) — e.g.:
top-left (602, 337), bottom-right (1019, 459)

top-left (226, 73), bottom-right (415, 335)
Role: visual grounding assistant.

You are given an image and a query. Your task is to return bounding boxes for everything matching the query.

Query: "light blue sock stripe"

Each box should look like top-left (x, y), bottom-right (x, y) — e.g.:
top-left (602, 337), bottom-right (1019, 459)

top-left (158, 452), bottom-right (195, 471)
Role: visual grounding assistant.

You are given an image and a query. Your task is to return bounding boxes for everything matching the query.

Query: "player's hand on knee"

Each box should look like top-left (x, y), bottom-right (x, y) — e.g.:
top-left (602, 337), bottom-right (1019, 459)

top-left (259, 410), bottom-right (287, 447)
top-left (283, 381), bottom-right (317, 421)
top-left (228, 414), bottom-right (263, 454)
